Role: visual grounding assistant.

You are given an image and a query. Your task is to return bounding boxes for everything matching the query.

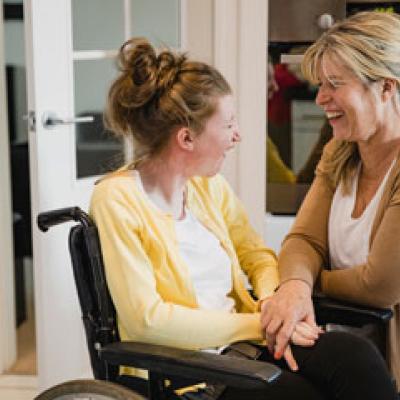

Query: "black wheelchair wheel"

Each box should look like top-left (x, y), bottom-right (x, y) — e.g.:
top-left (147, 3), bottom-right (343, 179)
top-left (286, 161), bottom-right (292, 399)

top-left (34, 379), bottom-right (146, 400)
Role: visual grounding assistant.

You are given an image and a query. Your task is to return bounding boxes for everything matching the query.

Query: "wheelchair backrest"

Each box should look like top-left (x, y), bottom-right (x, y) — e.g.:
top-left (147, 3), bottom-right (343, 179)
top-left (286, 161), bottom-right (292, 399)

top-left (37, 206), bottom-right (121, 381)
top-left (68, 219), bottom-right (120, 381)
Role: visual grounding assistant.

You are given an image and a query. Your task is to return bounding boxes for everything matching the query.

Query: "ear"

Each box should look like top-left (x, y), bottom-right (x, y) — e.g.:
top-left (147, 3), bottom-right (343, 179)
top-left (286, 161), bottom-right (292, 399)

top-left (381, 78), bottom-right (397, 102)
top-left (175, 126), bottom-right (195, 151)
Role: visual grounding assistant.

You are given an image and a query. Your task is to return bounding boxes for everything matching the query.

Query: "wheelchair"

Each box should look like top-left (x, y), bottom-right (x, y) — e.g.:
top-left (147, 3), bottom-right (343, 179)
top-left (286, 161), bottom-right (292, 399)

top-left (34, 207), bottom-right (393, 399)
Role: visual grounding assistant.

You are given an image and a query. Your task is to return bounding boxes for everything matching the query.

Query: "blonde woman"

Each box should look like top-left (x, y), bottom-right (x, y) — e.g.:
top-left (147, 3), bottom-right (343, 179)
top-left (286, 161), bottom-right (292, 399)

top-left (262, 11), bottom-right (400, 392)
top-left (90, 38), bottom-right (396, 399)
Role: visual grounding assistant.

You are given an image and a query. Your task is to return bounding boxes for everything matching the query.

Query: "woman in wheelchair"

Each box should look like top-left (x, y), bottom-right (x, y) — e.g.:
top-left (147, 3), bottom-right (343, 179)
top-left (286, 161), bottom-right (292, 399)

top-left (90, 38), bottom-right (397, 399)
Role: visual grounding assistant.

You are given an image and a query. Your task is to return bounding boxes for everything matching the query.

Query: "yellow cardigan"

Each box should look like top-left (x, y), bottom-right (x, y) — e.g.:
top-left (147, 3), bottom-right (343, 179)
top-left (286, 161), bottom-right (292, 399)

top-left (90, 170), bottom-right (278, 375)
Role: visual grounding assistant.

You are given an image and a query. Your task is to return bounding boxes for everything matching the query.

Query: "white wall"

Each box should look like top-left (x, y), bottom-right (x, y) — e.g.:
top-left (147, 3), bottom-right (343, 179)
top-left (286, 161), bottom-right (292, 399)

top-left (264, 214), bottom-right (295, 254)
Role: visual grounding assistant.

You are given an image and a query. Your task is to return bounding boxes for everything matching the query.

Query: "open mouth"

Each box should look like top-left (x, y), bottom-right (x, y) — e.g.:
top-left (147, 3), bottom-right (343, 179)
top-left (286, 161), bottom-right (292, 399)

top-left (326, 111), bottom-right (344, 121)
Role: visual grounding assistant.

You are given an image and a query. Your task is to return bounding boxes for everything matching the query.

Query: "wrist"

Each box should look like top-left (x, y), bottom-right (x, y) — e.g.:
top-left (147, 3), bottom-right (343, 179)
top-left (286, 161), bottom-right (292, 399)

top-left (277, 279), bottom-right (312, 295)
top-left (259, 295), bottom-right (272, 312)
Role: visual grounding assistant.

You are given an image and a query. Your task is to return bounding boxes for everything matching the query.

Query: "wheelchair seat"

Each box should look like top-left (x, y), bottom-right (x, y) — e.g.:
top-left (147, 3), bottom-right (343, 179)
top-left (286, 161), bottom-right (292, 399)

top-left (36, 207), bottom-right (393, 400)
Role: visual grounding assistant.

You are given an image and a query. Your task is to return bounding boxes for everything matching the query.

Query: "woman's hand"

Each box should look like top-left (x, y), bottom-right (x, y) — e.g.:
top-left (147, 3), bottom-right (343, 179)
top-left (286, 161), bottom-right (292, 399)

top-left (291, 321), bottom-right (323, 347)
top-left (275, 321), bottom-right (323, 372)
top-left (260, 279), bottom-right (316, 370)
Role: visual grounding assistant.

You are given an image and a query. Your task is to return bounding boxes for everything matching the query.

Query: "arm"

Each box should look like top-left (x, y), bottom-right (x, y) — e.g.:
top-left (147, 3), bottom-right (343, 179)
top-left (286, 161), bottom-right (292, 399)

top-left (214, 175), bottom-right (279, 300)
top-left (321, 186), bottom-right (400, 308)
top-left (90, 183), bottom-right (263, 351)
top-left (261, 141), bottom-right (336, 363)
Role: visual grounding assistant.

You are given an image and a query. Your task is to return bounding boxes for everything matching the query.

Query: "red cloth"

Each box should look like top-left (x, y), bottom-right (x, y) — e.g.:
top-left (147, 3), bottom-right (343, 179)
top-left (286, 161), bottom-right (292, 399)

top-left (268, 64), bottom-right (303, 124)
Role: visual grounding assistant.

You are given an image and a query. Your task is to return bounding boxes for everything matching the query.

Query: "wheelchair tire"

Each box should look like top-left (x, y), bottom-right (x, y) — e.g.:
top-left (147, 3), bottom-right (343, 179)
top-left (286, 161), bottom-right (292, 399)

top-left (34, 379), bottom-right (146, 400)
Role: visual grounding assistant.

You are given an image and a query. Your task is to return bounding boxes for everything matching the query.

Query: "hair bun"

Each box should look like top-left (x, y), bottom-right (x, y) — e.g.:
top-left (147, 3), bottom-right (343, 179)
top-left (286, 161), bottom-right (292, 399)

top-left (117, 38), bottom-right (158, 107)
top-left (156, 51), bottom-right (187, 92)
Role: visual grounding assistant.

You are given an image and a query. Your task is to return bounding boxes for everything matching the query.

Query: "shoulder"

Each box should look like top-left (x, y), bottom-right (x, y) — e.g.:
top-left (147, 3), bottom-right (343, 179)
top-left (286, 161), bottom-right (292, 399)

top-left (90, 169), bottom-right (143, 218)
top-left (387, 157), bottom-right (400, 204)
top-left (188, 174), bottom-right (232, 200)
top-left (92, 170), bottom-right (138, 201)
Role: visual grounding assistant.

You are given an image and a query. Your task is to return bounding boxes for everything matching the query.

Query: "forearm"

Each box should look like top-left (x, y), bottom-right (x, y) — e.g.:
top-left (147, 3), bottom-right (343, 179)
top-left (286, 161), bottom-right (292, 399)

top-left (119, 301), bottom-right (263, 350)
top-left (241, 251), bottom-right (279, 300)
top-left (321, 266), bottom-right (400, 309)
top-left (279, 237), bottom-right (324, 288)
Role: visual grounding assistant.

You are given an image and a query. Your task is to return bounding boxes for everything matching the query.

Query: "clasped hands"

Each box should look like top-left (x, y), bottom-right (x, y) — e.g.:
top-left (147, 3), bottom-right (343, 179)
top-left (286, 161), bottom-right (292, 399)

top-left (260, 279), bottom-right (323, 371)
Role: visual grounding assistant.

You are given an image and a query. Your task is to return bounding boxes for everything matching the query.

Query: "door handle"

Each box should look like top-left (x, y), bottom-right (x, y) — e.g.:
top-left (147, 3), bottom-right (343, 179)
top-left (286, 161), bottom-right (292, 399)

top-left (42, 111), bottom-right (94, 129)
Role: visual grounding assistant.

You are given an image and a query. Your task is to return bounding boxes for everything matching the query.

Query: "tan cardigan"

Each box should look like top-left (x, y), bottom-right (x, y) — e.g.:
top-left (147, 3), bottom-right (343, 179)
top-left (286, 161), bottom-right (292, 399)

top-left (279, 139), bottom-right (400, 387)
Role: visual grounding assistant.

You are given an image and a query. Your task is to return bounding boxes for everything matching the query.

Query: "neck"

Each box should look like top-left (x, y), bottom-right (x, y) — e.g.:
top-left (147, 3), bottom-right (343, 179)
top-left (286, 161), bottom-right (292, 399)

top-left (358, 137), bottom-right (400, 180)
top-left (136, 153), bottom-right (189, 219)
top-left (357, 107), bottom-right (400, 179)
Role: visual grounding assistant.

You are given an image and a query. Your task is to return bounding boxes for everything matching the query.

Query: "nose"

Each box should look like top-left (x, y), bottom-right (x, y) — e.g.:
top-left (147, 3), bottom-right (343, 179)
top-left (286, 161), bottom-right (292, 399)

top-left (233, 129), bottom-right (241, 143)
top-left (315, 84), bottom-right (331, 106)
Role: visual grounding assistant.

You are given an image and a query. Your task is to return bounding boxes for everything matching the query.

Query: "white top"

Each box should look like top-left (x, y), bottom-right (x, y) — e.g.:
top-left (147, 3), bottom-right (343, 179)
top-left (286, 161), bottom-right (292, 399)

top-left (175, 210), bottom-right (235, 312)
top-left (133, 170), bottom-right (235, 313)
top-left (329, 162), bottom-right (393, 269)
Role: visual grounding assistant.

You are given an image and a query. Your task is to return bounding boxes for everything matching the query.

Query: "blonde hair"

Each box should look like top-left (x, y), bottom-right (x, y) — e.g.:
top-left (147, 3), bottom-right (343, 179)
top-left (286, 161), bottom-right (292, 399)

top-left (105, 38), bottom-right (231, 165)
top-left (301, 11), bottom-right (400, 192)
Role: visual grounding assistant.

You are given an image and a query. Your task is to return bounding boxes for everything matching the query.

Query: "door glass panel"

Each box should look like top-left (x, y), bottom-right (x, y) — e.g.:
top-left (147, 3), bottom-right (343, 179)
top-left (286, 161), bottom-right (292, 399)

top-left (72, 0), bottom-right (124, 51)
top-left (130, 0), bottom-right (180, 47)
top-left (74, 59), bottom-right (124, 178)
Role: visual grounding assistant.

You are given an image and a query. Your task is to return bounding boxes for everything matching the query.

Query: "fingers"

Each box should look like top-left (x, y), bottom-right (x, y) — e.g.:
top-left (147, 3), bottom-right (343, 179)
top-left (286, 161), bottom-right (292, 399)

top-left (290, 330), bottom-right (315, 347)
top-left (283, 345), bottom-right (298, 371)
top-left (304, 312), bottom-right (318, 328)
top-left (291, 320), bottom-right (325, 346)
top-left (273, 319), bottom-right (296, 359)
top-left (295, 321), bottom-right (320, 340)
top-left (264, 318), bottom-right (282, 353)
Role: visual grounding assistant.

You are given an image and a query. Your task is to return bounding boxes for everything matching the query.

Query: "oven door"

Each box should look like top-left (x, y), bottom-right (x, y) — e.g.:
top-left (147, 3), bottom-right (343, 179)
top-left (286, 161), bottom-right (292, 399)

top-left (269, 0), bottom-right (346, 43)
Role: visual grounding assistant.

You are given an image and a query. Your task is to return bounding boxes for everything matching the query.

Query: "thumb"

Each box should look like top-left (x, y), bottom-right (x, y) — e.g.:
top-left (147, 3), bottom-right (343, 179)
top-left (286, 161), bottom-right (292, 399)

top-left (304, 312), bottom-right (317, 328)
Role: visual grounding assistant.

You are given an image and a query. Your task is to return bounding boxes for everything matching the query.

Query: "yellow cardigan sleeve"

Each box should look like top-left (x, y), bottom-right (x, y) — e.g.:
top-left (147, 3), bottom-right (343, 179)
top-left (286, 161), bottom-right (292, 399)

top-left (212, 175), bottom-right (279, 300)
top-left (90, 185), bottom-right (263, 350)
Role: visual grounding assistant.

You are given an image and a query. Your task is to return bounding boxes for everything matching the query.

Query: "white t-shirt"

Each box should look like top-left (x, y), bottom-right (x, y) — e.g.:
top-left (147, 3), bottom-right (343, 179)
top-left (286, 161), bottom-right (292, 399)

top-left (329, 162), bottom-right (393, 270)
top-left (175, 210), bottom-right (235, 312)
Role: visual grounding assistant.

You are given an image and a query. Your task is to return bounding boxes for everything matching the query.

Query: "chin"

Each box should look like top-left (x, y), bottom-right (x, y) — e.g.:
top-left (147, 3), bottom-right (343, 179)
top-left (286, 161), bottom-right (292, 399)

top-left (205, 170), bottom-right (219, 177)
top-left (332, 128), bottom-right (352, 141)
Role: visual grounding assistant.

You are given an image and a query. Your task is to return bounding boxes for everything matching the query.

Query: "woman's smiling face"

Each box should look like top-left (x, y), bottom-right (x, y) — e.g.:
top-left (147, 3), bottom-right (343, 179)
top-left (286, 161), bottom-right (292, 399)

top-left (315, 54), bottom-right (385, 143)
top-left (190, 95), bottom-right (241, 177)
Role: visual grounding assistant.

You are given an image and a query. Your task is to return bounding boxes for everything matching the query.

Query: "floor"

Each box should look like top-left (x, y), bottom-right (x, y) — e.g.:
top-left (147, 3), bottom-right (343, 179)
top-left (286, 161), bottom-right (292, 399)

top-left (6, 317), bottom-right (37, 376)
top-left (0, 375), bottom-right (38, 400)
top-left (0, 258), bottom-right (39, 399)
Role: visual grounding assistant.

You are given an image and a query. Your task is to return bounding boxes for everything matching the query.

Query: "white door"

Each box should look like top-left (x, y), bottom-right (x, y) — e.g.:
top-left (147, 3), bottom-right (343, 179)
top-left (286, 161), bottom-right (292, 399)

top-left (24, 0), bottom-right (183, 390)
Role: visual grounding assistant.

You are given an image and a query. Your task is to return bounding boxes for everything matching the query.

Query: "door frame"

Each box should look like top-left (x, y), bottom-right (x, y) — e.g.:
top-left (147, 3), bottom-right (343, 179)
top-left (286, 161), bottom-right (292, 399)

top-left (185, 0), bottom-right (267, 234)
top-left (214, 0), bottom-right (267, 235)
top-left (0, 3), bottom-right (17, 373)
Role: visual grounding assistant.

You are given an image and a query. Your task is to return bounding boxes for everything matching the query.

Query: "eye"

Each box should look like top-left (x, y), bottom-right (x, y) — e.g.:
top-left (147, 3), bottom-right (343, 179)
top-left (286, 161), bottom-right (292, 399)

top-left (329, 79), bottom-right (345, 89)
top-left (330, 81), bottom-right (339, 88)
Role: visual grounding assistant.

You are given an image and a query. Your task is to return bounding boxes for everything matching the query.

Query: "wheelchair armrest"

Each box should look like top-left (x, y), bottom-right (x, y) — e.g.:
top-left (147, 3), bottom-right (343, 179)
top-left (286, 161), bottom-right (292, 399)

top-left (313, 294), bottom-right (393, 327)
top-left (100, 341), bottom-right (281, 390)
